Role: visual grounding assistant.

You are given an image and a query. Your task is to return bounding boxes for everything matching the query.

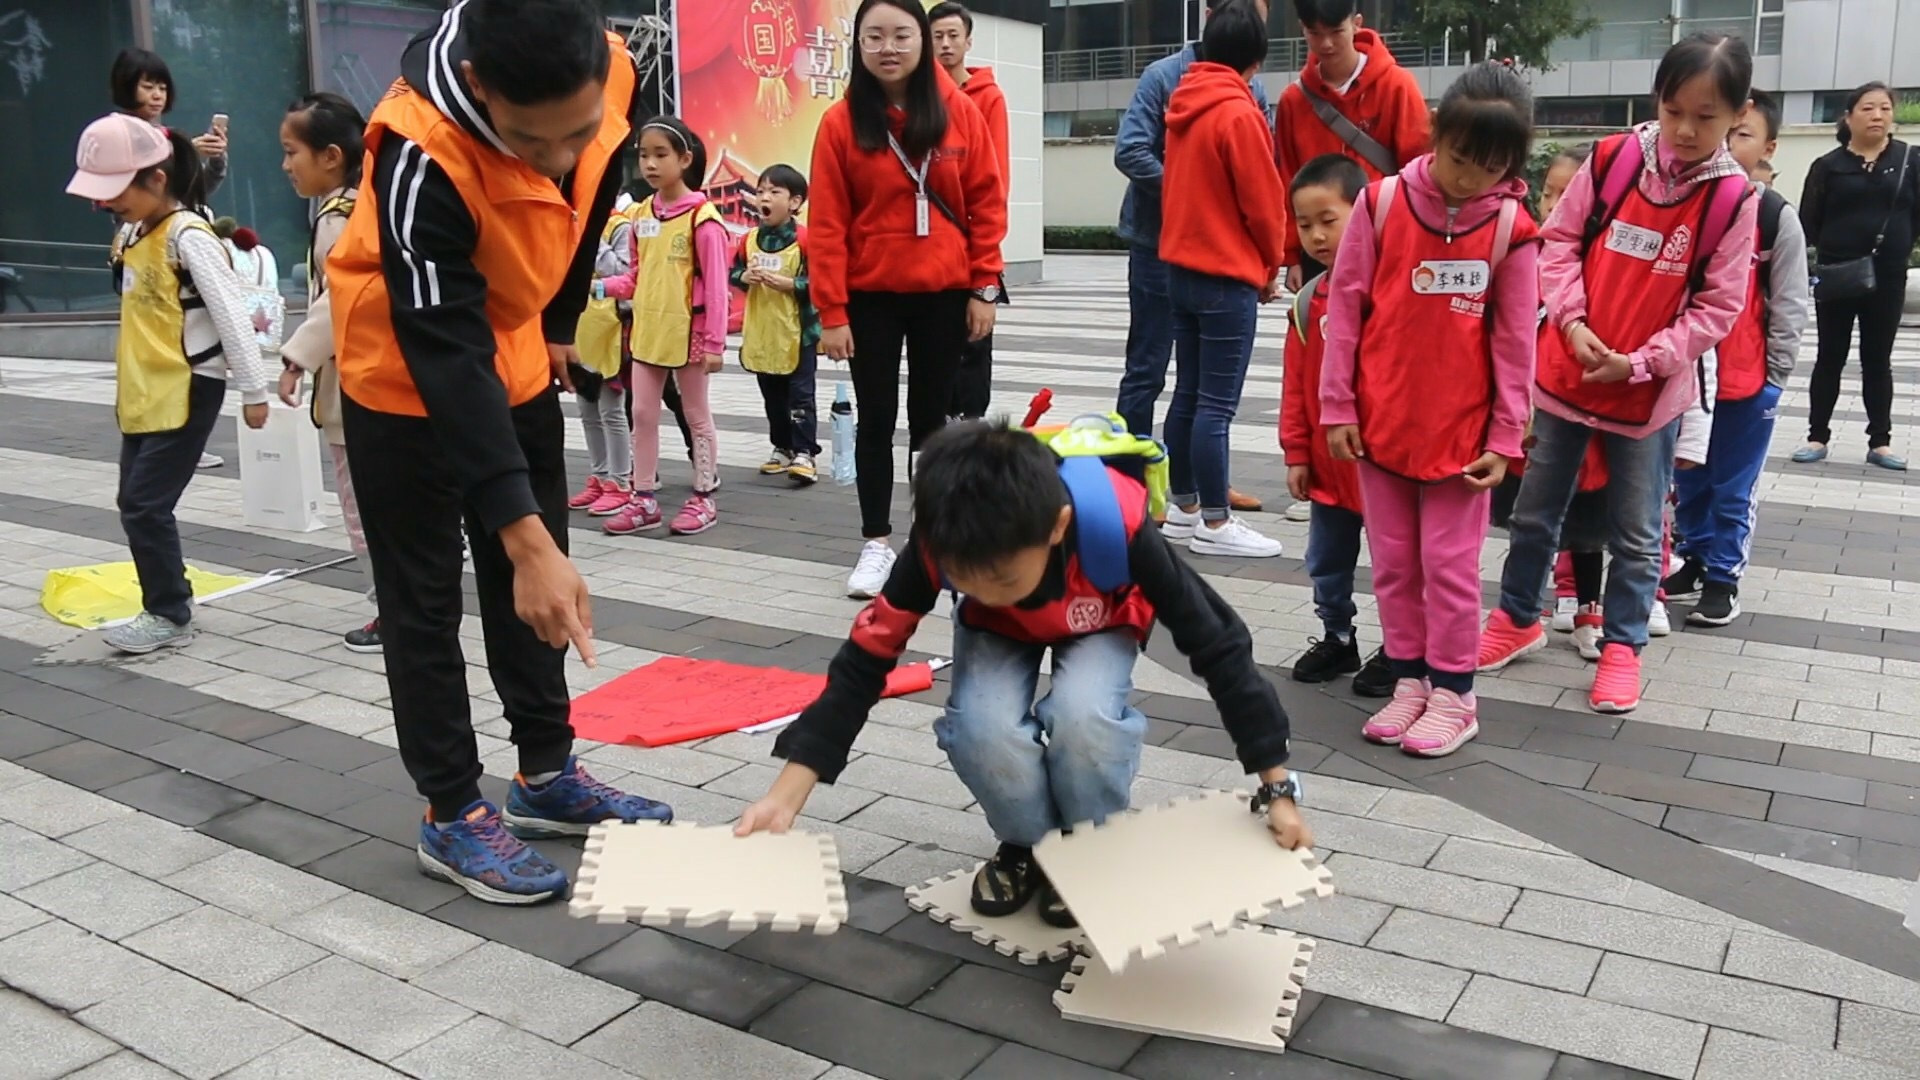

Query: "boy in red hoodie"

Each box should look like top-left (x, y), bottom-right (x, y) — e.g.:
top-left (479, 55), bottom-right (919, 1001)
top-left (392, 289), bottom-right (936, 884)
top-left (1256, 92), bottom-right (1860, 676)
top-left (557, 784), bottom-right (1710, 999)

top-left (1159, 1), bottom-right (1290, 560)
top-left (931, 1), bottom-right (1009, 421)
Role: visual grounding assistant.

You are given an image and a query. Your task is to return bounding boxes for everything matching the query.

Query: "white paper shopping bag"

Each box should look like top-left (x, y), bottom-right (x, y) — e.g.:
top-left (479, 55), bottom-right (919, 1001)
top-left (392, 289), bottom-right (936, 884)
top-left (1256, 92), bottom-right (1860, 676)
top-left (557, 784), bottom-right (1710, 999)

top-left (1907, 875), bottom-right (1920, 937)
top-left (237, 402), bottom-right (325, 532)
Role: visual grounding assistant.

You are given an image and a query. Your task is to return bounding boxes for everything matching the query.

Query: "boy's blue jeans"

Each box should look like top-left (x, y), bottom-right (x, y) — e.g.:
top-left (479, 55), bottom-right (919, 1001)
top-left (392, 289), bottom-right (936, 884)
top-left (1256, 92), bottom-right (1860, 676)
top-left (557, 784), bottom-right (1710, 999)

top-left (1306, 502), bottom-right (1364, 639)
top-left (936, 620), bottom-right (1148, 849)
top-left (1674, 383), bottom-right (1780, 585)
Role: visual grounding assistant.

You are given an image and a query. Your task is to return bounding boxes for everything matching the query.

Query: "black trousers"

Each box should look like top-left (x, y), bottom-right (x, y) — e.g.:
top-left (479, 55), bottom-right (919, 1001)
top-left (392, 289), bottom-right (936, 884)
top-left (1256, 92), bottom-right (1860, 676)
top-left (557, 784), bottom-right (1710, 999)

top-left (118, 374), bottom-right (224, 626)
top-left (1807, 277), bottom-right (1907, 448)
top-left (343, 388), bottom-right (574, 820)
top-left (848, 289), bottom-right (969, 538)
top-left (951, 332), bottom-right (994, 419)
top-left (758, 344), bottom-right (821, 455)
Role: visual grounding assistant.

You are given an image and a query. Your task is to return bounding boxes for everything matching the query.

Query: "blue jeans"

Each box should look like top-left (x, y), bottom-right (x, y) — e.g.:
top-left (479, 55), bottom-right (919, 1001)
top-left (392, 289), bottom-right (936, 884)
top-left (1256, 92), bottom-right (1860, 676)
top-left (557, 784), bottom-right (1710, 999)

top-left (935, 620), bottom-right (1148, 848)
top-left (1306, 502), bottom-right (1364, 638)
top-left (1116, 245), bottom-right (1173, 438)
top-left (1498, 410), bottom-right (1679, 650)
top-left (1164, 265), bottom-right (1259, 521)
top-left (1675, 383), bottom-right (1780, 585)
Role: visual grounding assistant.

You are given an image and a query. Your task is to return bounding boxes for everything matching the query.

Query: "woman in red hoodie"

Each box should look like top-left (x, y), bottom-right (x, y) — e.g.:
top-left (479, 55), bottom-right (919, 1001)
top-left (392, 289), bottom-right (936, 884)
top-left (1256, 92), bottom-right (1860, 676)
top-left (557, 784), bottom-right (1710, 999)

top-left (1157, 3), bottom-right (1290, 560)
top-left (811, 0), bottom-right (1006, 600)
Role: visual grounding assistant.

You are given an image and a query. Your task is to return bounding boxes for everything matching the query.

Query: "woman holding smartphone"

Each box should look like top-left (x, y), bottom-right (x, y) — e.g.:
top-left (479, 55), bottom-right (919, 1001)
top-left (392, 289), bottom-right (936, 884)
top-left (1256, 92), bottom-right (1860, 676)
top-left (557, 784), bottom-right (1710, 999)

top-left (109, 49), bottom-right (228, 200)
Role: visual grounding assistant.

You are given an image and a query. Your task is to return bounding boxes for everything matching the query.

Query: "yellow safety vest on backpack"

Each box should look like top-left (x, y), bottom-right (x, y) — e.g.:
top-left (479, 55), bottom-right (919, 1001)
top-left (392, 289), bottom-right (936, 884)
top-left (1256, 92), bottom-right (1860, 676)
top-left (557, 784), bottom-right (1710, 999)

top-left (628, 196), bottom-right (725, 369)
top-left (575, 212), bottom-right (629, 377)
top-left (114, 209), bottom-right (228, 435)
top-left (739, 226), bottom-right (805, 376)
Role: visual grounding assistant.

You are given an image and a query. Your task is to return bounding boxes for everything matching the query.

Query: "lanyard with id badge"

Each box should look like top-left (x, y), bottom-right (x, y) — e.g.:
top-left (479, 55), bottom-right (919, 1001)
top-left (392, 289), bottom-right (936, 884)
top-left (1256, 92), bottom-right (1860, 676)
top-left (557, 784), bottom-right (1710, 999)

top-left (888, 133), bottom-right (932, 237)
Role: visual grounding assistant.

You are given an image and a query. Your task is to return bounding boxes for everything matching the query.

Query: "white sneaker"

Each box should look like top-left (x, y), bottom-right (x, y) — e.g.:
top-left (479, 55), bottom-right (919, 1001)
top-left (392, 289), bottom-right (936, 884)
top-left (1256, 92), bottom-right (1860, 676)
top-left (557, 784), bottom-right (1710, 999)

top-left (197, 451), bottom-right (223, 469)
top-left (1648, 600), bottom-right (1671, 637)
top-left (1162, 504), bottom-right (1201, 540)
top-left (1571, 603), bottom-right (1604, 661)
top-left (1550, 596), bottom-right (1578, 633)
top-left (1189, 517), bottom-right (1283, 558)
top-left (848, 540), bottom-right (897, 599)
top-left (1284, 501), bottom-right (1312, 523)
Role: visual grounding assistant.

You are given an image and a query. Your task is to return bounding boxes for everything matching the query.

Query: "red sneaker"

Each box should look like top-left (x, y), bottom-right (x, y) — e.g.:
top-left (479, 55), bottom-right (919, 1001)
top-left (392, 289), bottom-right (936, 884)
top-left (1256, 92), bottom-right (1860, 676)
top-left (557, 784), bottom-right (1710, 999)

top-left (604, 493), bottom-right (663, 535)
top-left (1476, 608), bottom-right (1545, 672)
top-left (568, 475), bottom-right (604, 510)
top-left (1590, 644), bottom-right (1642, 713)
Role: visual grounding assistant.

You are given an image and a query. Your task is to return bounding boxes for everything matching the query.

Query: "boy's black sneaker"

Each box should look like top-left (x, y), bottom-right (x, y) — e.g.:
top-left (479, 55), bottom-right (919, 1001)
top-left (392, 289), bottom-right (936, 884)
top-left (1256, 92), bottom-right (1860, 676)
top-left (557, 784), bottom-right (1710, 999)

top-left (1688, 581), bottom-right (1740, 627)
top-left (1661, 557), bottom-right (1706, 599)
top-left (1351, 648), bottom-right (1394, 698)
top-left (1292, 636), bottom-right (1361, 684)
top-left (971, 843), bottom-right (1039, 917)
top-left (343, 619), bottom-right (382, 654)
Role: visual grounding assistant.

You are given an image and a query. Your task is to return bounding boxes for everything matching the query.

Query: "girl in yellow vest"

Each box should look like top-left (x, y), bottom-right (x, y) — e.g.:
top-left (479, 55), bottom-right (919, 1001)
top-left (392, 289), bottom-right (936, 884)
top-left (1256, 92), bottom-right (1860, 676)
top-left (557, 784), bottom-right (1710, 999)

top-left (730, 163), bottom-right (823, 485)
top-left (275, 92), bottom-right (381, 655)
top-left (595, 118), bottom-right (730, 536)
top-left (68, 114), bottom-right (270, 654)
top-left (568, 194), bottom-right (638, 517)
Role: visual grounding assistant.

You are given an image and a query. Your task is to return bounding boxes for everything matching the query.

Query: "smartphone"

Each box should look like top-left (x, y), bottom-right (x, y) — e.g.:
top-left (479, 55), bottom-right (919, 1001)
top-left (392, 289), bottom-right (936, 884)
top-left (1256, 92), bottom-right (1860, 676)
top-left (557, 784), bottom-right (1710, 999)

top-left (210, 113), bottom-right (229, 136)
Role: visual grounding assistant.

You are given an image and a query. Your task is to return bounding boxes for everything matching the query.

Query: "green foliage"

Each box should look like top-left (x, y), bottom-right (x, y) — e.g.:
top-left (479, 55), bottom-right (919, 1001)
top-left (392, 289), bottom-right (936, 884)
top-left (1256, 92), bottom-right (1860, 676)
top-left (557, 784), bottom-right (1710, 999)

top-left (1401, 0), bottom-right (1600, 71)
top-left (1045, 226), bottom-right (1126, 251)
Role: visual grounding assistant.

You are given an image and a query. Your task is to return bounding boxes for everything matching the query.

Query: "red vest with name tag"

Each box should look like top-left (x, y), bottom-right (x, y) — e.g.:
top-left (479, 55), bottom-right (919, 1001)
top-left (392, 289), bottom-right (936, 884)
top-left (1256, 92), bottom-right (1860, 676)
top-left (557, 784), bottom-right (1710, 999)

top-left (1356, 185), bottom-right (1538, 482)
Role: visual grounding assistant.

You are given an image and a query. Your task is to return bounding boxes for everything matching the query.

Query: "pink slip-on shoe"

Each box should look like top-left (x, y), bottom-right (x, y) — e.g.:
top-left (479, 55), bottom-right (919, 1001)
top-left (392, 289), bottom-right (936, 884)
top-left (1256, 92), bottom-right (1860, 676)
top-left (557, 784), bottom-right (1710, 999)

top-left (587, 482), bottom-right (632, 517)
top-left (1362, 678), bottom-right (1429, 745)
top-left (1401, 688), bottom-right (1479, 757)
top-left (1477, 608), bottom-right (1545, 672)
top-left (568, 475), bottom-right (604, 510)
top-left (1589, 643), bottom-right (1642, 713)
top-left (604, 493), bottom-right (662, 535)
top-left (670, 494), bottom-right (718, 536)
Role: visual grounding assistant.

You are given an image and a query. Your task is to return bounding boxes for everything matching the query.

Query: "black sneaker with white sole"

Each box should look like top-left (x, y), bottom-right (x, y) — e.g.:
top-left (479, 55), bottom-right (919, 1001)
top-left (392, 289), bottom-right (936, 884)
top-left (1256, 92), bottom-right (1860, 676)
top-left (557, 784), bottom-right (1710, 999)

top-left (1687, 581), bottom-right (1740, 627)
top-left (1661, 557), bottom-right (1706, 599)
top-left (344, 618), bottom-right (383, 653)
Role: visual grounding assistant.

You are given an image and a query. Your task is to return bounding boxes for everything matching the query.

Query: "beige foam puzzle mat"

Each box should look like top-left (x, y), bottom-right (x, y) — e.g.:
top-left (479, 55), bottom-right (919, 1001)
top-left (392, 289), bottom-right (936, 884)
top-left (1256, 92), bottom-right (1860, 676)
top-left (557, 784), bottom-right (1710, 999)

top-left (35, 633), bottom-right (169, 667)
top-left (1032, 790), bottom-right (1334, 973)
top-left (570, 821), bottom-right (847, 933)
top-left (1054, 926), bottom-right (1314, 1053)
top-left (904, 864), bottom-right (1086, 964)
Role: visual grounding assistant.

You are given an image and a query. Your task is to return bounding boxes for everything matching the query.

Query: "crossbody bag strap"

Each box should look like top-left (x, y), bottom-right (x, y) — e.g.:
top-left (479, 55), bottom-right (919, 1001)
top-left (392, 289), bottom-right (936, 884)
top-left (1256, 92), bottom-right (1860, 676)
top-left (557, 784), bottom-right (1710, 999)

top-left (1297, 83), bottom-right (1397, 177)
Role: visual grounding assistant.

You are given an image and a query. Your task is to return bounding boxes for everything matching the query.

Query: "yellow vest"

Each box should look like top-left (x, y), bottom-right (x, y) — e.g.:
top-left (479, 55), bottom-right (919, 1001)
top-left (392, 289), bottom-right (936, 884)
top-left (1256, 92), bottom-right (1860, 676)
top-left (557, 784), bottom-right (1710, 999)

top-left (628, 196), bottom-right (724, 369)
top-left (115, 210), bottom-right (226, 435)
top-left (738, 227), bottom-right (804, 376)
top-left (574, 214), bottom-right (629, 378)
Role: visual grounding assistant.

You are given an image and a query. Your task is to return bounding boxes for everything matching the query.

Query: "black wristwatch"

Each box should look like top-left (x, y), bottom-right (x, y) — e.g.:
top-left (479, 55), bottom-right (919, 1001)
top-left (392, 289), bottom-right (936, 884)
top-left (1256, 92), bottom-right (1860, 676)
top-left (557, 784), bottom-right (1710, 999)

top-left (1249, 775), bottom-right (1305, 813)
top-left (971, 285), bottom-right (1001, 304)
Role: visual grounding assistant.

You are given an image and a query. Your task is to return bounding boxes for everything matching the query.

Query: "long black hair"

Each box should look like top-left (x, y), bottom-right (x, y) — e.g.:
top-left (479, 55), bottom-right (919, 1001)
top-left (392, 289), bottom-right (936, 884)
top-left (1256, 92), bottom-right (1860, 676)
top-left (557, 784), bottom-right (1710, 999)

top-left (641, 116), bottom-right (709, 190)
top-left (286, 92), bottom-right (368, 188)
top-left (1836, 81), bottom-right (1894, 145)
top-left (846, 0), bottom-right (948, 160)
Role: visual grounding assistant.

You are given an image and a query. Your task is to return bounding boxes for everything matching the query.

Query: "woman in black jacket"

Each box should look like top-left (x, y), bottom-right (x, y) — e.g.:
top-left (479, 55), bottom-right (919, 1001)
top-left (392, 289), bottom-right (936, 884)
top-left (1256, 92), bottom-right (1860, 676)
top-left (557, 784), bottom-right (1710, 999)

top-left (1794, 82), bottom-right (1920, 470)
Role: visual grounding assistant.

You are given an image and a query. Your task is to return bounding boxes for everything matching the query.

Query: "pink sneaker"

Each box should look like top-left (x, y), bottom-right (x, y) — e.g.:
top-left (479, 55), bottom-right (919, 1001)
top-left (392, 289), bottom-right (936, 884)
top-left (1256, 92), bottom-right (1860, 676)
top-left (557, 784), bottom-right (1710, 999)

top-left (1362, 678), bottom-right (1429, 745)
top-left (604, 493), bottom-right (662, 535)
top-left (568, 475), bottom-right (604, 510)
top-left (1589, 643), bottom-right (1642, 713)
top-left (1477, 608), bottom-right (1545, 672)
top-left (587, 482), bottom-right (632, 517)
top-left (670, 494), bottom-right (718, 535)
top-left (1401, 688), bottom-right (1479, 757)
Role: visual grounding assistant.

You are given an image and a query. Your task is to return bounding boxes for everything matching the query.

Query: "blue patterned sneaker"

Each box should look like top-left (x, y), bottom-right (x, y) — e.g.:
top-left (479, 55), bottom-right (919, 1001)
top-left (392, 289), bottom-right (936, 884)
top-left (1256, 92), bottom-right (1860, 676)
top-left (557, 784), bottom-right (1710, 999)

top-left (502, 757), bottom-right (673, 838)
top-left (417, 801), bottom-right (568, 905)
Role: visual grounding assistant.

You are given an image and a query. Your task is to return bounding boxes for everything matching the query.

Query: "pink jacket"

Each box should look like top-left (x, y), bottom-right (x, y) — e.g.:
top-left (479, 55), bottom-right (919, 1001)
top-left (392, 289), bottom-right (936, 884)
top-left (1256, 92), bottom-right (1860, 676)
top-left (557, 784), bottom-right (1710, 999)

top-left (599, 190), bottom-right (733, 359)
top-left (1538, 127), bottom-right (1759, 438)
top-left (1320, 155), bottom-right (1541, 460)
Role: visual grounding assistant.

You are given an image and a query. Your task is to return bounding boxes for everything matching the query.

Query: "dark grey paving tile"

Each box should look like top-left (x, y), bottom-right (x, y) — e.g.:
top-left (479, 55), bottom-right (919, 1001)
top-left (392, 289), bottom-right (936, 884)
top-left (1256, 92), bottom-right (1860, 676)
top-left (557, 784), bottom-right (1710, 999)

top-left (1288, 998), bottom-right (1556, 1080)
top-left (1474, 746), bottom-right (1597, 787)
top-left (249, 726), bottom-right (390, 773)
top-left (199, 800), bottom-right (363, 866)
top-left (330, 792), bottom-right (427, 847)
top-left (304, 838), bottom-right (464, 913)
top-left (966, 1042), bottom-right (1127, 1079)
top-left (681, 617), bottom-right (803, 648)
top-left (167, 701), bottom-right (298, 743)
top-left (733, 924), bottom-right (957, 1005)
top-left (576, 928), bottom-right (804, 1027)
top-left (1125, 1040), bottom-right (1392, 1080)
top-left (915, 963), bottom-right (1149, 1069)
top-left (40, 705), bottom-right (191, 752)
top-left (1778, 745), bottom-right (1920, 789)
top-left (433, 891), bottom-right (636, 967)
top-left (115, 682), bottom-right (224, 722)
top-left (1663, 808), bottom-right (1859, 869)
top-left (1522, 729), bottom-right (1693, 776)
top-left (101, 769), bottom-right (257, 826)
top-left (1614, 722), bottom-right (1781, 765)
top-left (1858, 840), bottom-right (1920, 879)
top-left (842, 873), bottom-right (913, 933)
top-left (749, 981), bottom-right (999, 1080)
top-left (1685, 756), bottom-right (1868, 805)
top-left (1865, 782), bottom-right (1920, 818)
top-left (1585, 765), bottom-right (1769, 819)
top-left (1570, 789), bottom-right (1668, 826)
top-left (1769, 794), bottom-right (1920, 847)
top-left (0, 715), bottom-right (78, 760)
top-left (17, 740), bottom-right (160, 791)
top-left (1546, 1053), bottom-right (1665, 1079)
top-left (18, 663), bottom-right (144, 698)
top-left (883, 904), bottom-right (1070, 984)
top-left (343, 755), bottom-right (419, 796)
top-left (1141, 717), bottom-right (1184, 747)
top-left (1314, 752), bottom-right (1420, 791)
top-left (143, 732), bottom-right (283, 781)
top-left (3, 684), bottom-right (115, 726)
top-left (1159, 725), bottom-right (1234, 760)
top-left (1288, 742), bottom-right (1336, 772)
top-left (225, 760), bottom-right (386, 816)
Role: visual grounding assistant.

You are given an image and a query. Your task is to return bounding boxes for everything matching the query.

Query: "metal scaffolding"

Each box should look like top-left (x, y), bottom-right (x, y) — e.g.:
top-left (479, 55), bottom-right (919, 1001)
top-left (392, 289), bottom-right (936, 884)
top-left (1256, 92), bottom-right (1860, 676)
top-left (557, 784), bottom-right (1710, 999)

top-left (614, 0), bottom-right (676, 120)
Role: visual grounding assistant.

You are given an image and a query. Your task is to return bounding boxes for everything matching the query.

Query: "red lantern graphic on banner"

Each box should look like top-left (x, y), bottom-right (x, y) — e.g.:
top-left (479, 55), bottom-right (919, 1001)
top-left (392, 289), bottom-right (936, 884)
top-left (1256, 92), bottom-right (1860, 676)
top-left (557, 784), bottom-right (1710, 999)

top-left (738, 0), bottom-right (801, 124)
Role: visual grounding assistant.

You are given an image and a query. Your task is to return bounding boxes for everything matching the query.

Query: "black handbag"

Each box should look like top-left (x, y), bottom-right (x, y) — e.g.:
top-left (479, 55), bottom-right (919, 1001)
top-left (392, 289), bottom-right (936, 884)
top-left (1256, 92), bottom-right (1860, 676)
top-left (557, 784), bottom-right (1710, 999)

top-left (1811, 144), bottom-right (1910, 302)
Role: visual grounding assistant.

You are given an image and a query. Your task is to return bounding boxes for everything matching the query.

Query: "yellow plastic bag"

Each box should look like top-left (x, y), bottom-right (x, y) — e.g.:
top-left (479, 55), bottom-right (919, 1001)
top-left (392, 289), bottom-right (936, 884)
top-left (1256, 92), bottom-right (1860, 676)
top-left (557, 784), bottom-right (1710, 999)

top-left (40, 562), bottom-right (251, 629)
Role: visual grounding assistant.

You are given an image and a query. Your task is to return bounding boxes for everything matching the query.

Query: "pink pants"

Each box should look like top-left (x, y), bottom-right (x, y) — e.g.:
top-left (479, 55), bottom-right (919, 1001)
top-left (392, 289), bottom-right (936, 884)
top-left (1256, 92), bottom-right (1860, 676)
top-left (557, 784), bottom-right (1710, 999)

top-left (1359, 463), bottom-right (1490, 677)
top-left (631, 364), bottom-right (718, 495)
top-left (328, 442), bottom-right (376, 600)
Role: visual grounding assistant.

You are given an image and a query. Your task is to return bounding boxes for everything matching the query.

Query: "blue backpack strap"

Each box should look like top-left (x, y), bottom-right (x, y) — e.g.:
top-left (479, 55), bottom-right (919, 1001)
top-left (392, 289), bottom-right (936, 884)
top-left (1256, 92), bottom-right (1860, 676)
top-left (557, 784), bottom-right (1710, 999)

top-left (1059, 456), bottom-right (1129, 593)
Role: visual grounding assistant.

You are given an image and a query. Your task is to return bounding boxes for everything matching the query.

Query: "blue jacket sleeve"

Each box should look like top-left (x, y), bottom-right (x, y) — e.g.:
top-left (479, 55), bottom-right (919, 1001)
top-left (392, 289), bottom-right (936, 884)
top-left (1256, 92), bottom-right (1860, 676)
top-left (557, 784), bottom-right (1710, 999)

top-left (1113, 64), bottom-right (1172, 187)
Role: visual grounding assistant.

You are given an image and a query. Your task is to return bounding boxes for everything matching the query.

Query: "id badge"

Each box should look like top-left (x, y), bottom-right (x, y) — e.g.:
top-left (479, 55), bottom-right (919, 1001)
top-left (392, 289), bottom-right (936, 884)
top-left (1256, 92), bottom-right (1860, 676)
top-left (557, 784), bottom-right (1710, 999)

top-left (916, 193), bottom-right (929, 238)
top-left (636, 218), bottom-right (662, 239)
top-left (751, 253), bottom-right (782, 273)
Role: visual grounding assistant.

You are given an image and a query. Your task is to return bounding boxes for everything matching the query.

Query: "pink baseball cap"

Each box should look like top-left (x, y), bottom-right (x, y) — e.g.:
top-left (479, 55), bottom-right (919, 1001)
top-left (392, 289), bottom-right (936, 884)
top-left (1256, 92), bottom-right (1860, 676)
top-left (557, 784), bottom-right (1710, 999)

top-left (67, 113), bottom-right (173, 201)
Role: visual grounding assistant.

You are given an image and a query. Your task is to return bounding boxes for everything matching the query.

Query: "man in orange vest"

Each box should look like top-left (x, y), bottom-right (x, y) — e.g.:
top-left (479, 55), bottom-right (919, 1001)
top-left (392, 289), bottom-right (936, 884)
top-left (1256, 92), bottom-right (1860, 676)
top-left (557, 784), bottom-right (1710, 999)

top-left (328, 0), bottom-right (670, 905)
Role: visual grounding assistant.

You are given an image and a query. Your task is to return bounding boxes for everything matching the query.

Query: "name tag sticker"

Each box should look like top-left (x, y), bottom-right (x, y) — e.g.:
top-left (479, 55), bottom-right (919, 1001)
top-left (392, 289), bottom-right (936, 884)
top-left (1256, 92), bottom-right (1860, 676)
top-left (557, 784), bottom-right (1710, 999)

top-left (122, 267), bottom-right (136, 294)
top-left (635, 218), bottom-right (662, 239)
top-left (1604, 220), bottom-right (1663, 261)
top-left (751, 253), bottom-right (783, 273)
top-left (1410, 260), bottom-right (1490, 295)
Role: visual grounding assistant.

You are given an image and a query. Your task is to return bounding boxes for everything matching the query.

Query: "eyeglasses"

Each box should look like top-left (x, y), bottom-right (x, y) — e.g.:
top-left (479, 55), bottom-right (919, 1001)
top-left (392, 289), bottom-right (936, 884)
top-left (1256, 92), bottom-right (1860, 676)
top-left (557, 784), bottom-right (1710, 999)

top-left (858, 30), bottom-right (920, 54)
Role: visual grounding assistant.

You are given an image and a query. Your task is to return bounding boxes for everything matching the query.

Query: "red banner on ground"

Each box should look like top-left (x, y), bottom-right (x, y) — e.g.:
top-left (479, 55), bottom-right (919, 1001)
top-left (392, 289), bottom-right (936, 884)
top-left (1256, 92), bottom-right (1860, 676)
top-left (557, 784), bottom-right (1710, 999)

top-left (571, 656), bottom-right (937, 747)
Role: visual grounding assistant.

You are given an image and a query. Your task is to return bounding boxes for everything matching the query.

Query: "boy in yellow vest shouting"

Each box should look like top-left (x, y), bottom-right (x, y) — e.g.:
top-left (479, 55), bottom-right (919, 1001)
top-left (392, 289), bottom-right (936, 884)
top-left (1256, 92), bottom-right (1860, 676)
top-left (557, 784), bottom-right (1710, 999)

top-left (325, 0), bottom-right (671, 905)
top-left (731, 164), bottom-right (822, 484)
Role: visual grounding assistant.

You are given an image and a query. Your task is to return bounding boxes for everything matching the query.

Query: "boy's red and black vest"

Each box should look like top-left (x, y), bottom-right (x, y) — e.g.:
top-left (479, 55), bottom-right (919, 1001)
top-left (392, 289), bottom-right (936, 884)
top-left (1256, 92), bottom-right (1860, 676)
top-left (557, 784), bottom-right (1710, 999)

top-left (1356, 183), bottom-right (1538, 483)
top-left (1714, 187), bottom-right (1788, 403)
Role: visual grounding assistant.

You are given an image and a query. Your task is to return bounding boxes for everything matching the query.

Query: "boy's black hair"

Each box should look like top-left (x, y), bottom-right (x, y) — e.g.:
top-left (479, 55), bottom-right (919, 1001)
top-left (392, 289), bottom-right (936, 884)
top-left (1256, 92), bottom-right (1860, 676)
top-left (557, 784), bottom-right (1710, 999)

top-left (848, 0), bottom-right (949, 160)
top-left (1555, 142), bottom-right (1594, 166)
top-left (109, 48), bottom-right (173, 115)
top-left (912, 421), bottom-right (1067, 575)
top-left (1433, 61), bottom-right (1535, 180)
top-left (136, 129), bottom-right (207, 208)
top-left (759, 163), bottom-right (809, 200)
top-left (1744, 87), bottom-right (1781, 142)
top-left (1835, 81), bottom-right (1891, 145)
top-left (641, 116), bottom-right (710, 189)
top-left (927, 1), bottom-right (973, 34)
top-left (465, 0), bottom-right (611, 107)
top-left (1201, 0), bottom-right (1269, 74)
top-left (1291, 153), bottom-right (1366, 203)
top-left (1652, 33), bottom-right (1752, 116)
top-left (1293, 0), bottom-right (1360, 29)
top-left (286, 92), bottom-right (368, 188)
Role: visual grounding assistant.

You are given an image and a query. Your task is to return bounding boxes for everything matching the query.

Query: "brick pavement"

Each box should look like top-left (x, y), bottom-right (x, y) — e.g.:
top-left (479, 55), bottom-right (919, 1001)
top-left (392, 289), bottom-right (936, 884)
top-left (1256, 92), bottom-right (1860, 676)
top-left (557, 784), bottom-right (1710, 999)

top-left (0, 257), bottom-right (1918, 1078)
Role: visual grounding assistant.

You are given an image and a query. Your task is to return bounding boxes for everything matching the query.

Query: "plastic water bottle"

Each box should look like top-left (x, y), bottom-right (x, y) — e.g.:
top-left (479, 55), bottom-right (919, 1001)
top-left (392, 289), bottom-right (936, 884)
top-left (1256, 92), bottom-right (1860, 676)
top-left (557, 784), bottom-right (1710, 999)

top-left (830, 382), bottom-right (856, 486)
